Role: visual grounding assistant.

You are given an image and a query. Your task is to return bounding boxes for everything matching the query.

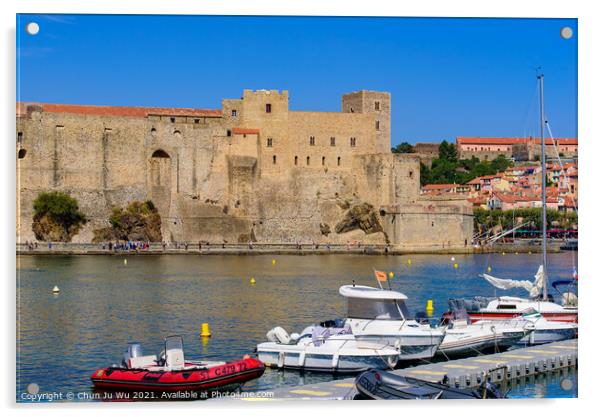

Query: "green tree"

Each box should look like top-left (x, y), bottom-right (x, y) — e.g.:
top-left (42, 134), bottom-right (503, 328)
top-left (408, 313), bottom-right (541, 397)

top-left (32, 191), bottom-right (87, 241)
top-left (438, 140), bottom-right (458, 162)
top-left (391, 142), bottom-right (415, 153)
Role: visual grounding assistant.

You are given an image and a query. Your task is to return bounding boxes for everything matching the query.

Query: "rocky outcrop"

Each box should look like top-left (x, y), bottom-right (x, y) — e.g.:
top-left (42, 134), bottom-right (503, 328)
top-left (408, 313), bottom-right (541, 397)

top-left (32, 214), bottom-right (84, 242)
top-left (92, 201), bottom-right (162, 242)
top-left (335, 202), bottom-right (383, 235)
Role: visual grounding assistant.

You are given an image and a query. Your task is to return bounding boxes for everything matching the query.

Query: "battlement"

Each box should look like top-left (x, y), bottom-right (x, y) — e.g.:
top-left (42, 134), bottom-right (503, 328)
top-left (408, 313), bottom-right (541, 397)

top-left (242, 89), bottom-right (289, 99)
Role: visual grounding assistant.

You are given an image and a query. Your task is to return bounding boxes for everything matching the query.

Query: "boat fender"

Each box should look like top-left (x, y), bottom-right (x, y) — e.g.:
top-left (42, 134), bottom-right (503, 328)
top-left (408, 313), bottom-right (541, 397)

top-left (298, 352), bottom-right (306, 367)
top-left (331, 352), bottom-right (340, 369)
top-left (266, 327), bottom-right (291, 344)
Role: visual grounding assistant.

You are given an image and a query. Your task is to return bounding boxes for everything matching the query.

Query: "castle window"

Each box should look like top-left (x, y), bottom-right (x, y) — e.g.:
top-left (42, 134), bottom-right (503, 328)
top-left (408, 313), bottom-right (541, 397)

top-left (267, 138), bottom-right (273, 147)
top-left (231, 109), bottom-right (237, 117)
top-left (306, 156), bottom-right (310, 166)
top-left (17, 132), bottom-right (23, 143)
top-left (173, 130), bottom-right (181, 137)
top-left (375, 101), bottom-right (380, 111)
top-left (227, 130), bottom-right (232, 137)
top-left (273, 155), bottom-right (277, 164)
top-left (266, 103), bottom-right (272, 113)
top-left (337, 156), bottom-right (341, 166)
top-left (294, 156), bottom-right (298, 165)
top-left (350, 107), bottom-right (354, 113)
top-left (194, 119), bottom-right (200, 124)
top-left (350, 137), bottom-right (356, 147)
top-left (18, 149), bottom-right (27, 159)
top-left (151, 127), bottom-right (157, 135)
top-left (322, 156), bottom-right (326, 166)
top-left (375, 120), bottom-right (380, 131)
top-left (310, 136), bottom-right (315, 146)
top-left (409, 170), bottom-right (414, 179)
top-left (170, 117), bottom-right (176, 123)
top-left (330, 137), bottom-right (336, 146)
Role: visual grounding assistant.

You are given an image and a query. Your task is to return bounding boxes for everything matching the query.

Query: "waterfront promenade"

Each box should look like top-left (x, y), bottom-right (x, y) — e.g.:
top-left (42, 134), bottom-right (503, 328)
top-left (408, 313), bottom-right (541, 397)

top-left (16, 241), bottom-right (563, 256)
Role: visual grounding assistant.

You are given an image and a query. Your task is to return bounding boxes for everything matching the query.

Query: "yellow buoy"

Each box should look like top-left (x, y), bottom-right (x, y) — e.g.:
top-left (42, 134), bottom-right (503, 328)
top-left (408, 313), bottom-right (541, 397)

top-left (124, 259), bottom-right (128, 265)
top-left (388, 271), bottom-right (394, 279)
top-left (453, 263), bottom-right (459, 269)
top-left (407, 259), bottom-right (412, 266)
top-left (426, 300), bottom-right (434, 317)
top-left (502, 252), bottom-right (506, 256)
top-left (515, 252), bottom-right (519, 255)
top-left (52, 285), bottom-right (60, 294)
top-left (200, 323), bottom-right (212, 337)
top-left (272, 259), bottom-right (276, 265)
top-left (487, 266), bottom-right (492, 272)
top-left (250, 277), bottom-right (256, 285)
top-left (528, 251), bottom-right (532, 254)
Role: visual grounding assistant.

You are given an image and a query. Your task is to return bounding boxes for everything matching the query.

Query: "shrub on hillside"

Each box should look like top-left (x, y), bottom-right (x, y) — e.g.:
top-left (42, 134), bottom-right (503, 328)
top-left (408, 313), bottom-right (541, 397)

top-left (93, 200), bottom-right (162, 242)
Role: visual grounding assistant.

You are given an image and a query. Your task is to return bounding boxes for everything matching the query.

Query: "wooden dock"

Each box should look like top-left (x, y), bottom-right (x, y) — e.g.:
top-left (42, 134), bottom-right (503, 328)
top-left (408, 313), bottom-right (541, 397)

top-left (232, 339), bottom-right (577, 401)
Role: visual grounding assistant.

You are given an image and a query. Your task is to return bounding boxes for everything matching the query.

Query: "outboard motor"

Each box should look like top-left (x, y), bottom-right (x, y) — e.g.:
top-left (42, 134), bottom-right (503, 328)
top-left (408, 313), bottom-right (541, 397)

top-left (266, 327), bottom-right (291, 344)
top-left (122, 342), bottom-right (143, 368)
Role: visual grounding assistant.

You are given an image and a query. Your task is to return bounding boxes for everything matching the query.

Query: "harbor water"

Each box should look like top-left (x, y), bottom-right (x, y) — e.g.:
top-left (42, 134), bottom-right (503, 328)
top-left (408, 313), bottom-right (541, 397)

top-left (16, 252), bottom-right (578, 401)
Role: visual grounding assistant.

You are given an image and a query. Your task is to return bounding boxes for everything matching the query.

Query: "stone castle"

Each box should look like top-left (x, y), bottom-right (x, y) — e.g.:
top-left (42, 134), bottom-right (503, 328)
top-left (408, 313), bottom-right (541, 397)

top-left (16, 89), bottom-right (473, 250)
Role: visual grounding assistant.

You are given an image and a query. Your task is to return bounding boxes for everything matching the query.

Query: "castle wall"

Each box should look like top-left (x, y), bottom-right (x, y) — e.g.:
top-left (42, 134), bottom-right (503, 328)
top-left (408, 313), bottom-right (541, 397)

top-left (16, 89), bottom-right (473, 250)
top-left (383, 197), bottom-right (474, 250)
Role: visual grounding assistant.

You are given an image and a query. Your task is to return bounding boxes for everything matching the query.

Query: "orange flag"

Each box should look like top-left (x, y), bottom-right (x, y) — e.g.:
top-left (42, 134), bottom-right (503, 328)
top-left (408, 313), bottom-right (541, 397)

top-left (374, 270), bottom-right (388, 283)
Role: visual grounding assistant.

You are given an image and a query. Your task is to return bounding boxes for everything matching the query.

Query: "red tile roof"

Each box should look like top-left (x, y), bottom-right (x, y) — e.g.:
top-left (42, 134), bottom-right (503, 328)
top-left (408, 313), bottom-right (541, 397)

top-left (232, 127), bottom-right (260, 135)
top-left (17, 102), bottom-right (222, 118)
top-left (456, 137), bottom-right (577, 146)
top-left (422, 184), bottom-right (456, 190)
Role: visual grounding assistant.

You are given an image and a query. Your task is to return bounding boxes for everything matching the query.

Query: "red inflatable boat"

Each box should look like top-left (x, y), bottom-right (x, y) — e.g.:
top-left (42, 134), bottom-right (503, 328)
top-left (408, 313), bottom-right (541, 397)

top-left (91, 336), bottom-right (264, 393)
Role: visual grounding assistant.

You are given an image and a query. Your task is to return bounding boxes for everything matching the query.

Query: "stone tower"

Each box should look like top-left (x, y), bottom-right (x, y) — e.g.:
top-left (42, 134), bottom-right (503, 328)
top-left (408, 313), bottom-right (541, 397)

top-left (342, 90), bottom-right (391, 153)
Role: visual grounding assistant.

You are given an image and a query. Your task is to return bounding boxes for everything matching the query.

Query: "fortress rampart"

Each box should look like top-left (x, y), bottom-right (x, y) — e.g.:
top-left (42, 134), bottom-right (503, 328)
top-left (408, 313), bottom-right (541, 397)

top-left (16, 90), bottom-right (473, 250)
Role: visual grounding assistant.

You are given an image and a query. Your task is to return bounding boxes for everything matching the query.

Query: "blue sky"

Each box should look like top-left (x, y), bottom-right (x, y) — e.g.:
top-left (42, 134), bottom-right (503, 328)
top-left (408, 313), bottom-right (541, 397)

top-left (16, 15), bottom-right (577, 145)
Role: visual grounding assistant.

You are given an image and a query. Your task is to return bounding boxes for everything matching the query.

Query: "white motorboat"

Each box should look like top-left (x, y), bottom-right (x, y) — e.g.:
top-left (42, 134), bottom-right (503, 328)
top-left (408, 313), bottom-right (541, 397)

top-left (339, 285), bottom-right (445, 360)
top-left (257, 284), bottom-right (446, 372)
top-left (476, 309), bottom-right (578, 346)
top-left (257, 325), bottom-right (399, 373)
top-left (438, 318), bottom-right (533, 357)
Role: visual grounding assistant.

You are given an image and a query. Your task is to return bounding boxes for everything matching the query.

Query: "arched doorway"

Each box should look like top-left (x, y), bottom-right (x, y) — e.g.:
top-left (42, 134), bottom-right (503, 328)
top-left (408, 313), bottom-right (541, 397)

top-left (150, 149), bottom-right (171, 187)
top-left (149, 149), bottom-right (172, 222)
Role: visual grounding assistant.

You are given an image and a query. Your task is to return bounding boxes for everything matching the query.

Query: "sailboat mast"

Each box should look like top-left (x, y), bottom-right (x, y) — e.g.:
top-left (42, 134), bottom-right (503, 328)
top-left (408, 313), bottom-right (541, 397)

top-left (538, 72), bottom-right (548, 301)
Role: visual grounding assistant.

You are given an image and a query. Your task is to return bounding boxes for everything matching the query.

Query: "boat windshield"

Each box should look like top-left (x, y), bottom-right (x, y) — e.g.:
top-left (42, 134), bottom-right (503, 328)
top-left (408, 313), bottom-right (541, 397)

top-left (347, 298), bottom-right (410, 320)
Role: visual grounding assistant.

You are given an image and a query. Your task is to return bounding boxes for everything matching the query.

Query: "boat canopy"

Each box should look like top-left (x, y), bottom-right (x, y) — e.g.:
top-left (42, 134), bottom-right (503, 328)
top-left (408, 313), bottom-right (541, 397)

top-left (339, 285), bottom-right (408, 300)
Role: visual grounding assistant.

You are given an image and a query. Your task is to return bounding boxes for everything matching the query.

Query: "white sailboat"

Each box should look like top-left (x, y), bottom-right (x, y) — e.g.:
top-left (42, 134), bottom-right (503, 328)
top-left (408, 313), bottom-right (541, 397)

top-left (461, 72), bottom-right (578, 326)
